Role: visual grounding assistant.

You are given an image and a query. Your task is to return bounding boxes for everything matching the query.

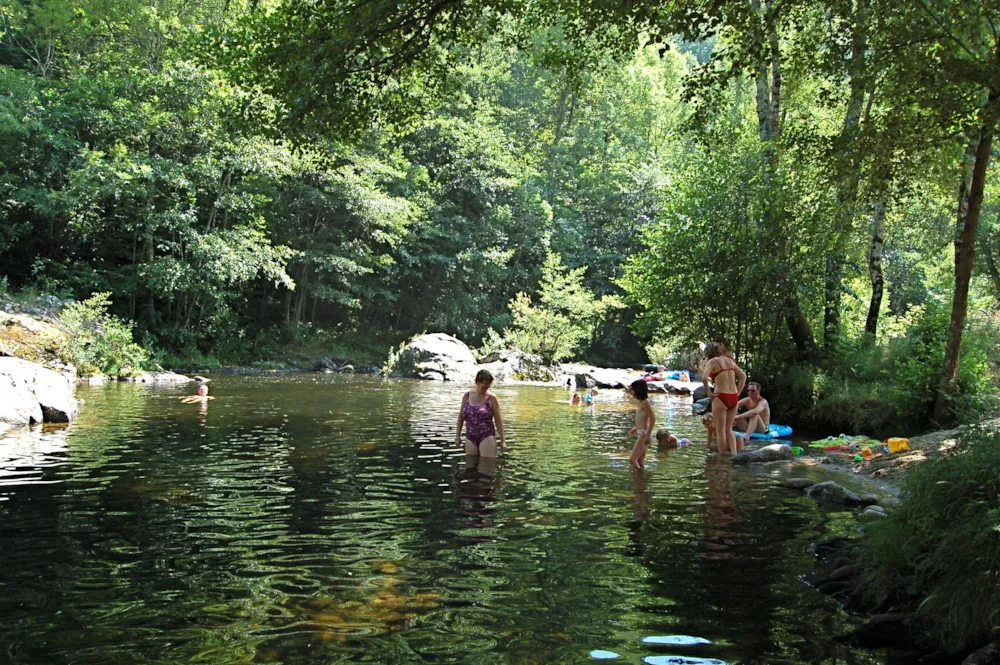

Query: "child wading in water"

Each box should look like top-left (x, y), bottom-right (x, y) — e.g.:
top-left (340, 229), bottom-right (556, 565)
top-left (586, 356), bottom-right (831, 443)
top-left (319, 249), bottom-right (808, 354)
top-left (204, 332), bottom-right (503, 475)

top-left (702, 412), bottom-right (717, 452)
top-left (455, 369), bottom-right (507, 457)
top-left (628, 379), bottom-right (655, 468)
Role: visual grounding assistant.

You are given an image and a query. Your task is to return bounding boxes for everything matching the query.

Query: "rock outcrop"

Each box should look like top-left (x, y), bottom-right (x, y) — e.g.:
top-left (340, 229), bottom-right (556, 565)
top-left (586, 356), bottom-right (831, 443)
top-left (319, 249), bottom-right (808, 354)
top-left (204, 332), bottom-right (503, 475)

top-left (0, 357), bottom-right (79, 427)
top-left (0, 310), bottom-right (76, 380)
top-left (128, 371), bottom-right (195, 384)
top-left (395, 333), bottom-right (480, 382)
top-left (563, 365), bottom-right (632, 389)
top-left (479, 349), bottom-right (553, 382)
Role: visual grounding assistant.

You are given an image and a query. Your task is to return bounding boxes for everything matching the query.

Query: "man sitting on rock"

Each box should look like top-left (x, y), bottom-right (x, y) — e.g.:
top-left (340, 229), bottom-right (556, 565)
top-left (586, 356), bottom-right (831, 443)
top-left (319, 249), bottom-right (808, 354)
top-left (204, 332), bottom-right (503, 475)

top-left (733, 382), bottom-right (770, 438)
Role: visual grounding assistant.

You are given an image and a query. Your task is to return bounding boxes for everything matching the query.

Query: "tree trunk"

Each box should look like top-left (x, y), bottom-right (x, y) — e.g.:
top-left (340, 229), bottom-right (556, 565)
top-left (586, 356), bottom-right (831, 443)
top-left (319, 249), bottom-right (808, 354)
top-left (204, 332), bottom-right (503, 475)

top-left (933, 97), bottom-right (1000, 423)
top-left (864, 201), bottom-right (887, 337)
top-left (145, 235), bottom-right (156, 329)
top-left (785, 295), bottom-right (818, 361)
top-left (749, 0), bottom-right (817, 359)
top-left (824, 0), bottom-right (869, 351)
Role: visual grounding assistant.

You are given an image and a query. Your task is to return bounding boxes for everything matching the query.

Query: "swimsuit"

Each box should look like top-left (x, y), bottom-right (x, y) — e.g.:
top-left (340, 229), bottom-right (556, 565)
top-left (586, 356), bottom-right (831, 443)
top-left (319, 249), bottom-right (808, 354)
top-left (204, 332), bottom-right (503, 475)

top-left (708, 364), bottom-right (739, 409)
top-left (463, 395), bottom-right (495, 446)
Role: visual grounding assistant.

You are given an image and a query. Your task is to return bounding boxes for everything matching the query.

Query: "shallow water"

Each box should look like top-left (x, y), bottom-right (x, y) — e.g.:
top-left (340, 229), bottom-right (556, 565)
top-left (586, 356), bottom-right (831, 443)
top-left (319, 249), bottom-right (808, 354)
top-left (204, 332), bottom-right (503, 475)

top-left (1, 375), bottom-right (890, 665)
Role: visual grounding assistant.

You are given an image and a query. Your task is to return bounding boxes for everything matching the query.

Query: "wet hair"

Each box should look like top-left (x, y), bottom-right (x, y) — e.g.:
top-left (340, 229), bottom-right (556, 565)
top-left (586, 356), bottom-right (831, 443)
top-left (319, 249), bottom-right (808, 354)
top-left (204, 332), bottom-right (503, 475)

top-left (704, 342), bottom-right (721, 359)
top-left (656, 428), bottom-right (672, 442)
top-left (475, 369), bottom-right (493, 385)
top-left (701, 412), bottom-right (714, 426)
top-left (748, 381), bottom-right (761, 392)
top-left (630, 379), bottom-right (649, 400)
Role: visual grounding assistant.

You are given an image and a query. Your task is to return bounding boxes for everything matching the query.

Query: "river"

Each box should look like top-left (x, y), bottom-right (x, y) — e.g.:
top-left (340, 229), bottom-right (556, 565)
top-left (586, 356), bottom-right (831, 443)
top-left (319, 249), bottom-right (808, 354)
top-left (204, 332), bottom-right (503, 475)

top-left (0, 374), bottom-right (893, 665)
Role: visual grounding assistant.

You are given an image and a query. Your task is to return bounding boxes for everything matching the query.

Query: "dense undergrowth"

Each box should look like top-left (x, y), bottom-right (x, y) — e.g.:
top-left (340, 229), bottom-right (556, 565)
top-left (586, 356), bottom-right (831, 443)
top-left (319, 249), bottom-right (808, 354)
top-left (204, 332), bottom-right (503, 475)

top-left (765, 300), bottom-right (1000, 437)
top-left (855, 426), bottom-right (1000, 653)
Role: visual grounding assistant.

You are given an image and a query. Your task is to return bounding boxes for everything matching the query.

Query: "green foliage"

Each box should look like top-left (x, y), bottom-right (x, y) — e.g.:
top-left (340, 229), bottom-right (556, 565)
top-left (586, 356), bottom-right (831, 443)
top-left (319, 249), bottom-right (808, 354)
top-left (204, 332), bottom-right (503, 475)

top-left (59, 293), bottom-right (148, 377)
top-left (858, 426), bottom-right (1000, 652)
top-left (504, 251), bottom-right (621, 364)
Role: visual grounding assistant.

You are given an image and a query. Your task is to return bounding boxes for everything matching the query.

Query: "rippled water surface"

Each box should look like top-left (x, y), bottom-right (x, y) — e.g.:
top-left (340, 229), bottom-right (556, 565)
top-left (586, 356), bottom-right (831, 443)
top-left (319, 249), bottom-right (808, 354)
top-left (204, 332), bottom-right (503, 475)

top-left (1, 375), bottom-right (889, 665)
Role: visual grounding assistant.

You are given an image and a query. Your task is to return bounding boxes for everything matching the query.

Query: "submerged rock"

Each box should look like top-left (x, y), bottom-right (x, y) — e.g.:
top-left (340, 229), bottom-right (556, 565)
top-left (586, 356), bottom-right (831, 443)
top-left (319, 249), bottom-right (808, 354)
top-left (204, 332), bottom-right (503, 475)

top-left (730, 444), bottom-right (794, 465)
top-left (805, 480), bottom-right (863, 506)
top-left (0, 357), bottom-right (78, 426)
top-left (692, 396), bottom-right (711, 415)
top-left (394, 333), bottom-right (480, 382)
top-left (860, 493), bottom-right (881, 506)
top-left (784, 477), bottom-right (817, 489)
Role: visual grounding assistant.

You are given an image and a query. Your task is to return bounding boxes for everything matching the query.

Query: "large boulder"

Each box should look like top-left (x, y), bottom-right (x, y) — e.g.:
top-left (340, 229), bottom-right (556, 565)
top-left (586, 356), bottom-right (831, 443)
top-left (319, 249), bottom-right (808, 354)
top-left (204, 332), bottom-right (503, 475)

top-left (693, 384), bottom-right (708, 401)
top-left (479, 349), bottom-right (552, 383)
top-left (577, 367), bottom-right (632, 389)
top-left (0, 357), bottom-right (78, 426)
top-left (129, 371), bottom-right (194, 384)
top-left (692, 397), bottom-right (711, 414)
top-left (730, 443), bottom-right (794, 465)
top-left (395, 333), bottom-right (480, 382)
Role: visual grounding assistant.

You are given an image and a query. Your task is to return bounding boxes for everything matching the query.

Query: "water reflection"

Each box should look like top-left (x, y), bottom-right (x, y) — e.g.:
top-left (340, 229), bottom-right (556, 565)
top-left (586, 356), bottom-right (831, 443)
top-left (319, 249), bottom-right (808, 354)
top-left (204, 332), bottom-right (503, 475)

top-left (0, 376), bottom-right (890, 665)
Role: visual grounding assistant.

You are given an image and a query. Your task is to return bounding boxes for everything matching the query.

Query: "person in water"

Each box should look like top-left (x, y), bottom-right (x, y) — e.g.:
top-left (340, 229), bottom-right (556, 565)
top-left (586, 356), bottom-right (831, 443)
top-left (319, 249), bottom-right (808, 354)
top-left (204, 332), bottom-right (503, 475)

top-left (627, 379), bottom-right (655, 468)
top-left (702, 412), bottom-right (717, 452)
top-left (180, 384), bottom-right (214, 404)
top-left (702, 342), bottom-right (746, 455)
top-left (656, 428), bottom-right (679, 450)
top-left (571, 393), bottom-right (582, 405)
top-left (455, 369), bottom-right (507, 457)
top-left (733, 382), bottom-right (771, 439)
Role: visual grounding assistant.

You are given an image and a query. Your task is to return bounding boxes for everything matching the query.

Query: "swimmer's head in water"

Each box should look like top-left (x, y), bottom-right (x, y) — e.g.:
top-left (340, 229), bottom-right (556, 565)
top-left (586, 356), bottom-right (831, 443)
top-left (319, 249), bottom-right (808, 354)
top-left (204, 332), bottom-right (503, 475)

top-left (475, 369), bottom-right (493, 387)
top-left (656, 428), bottom-right (677, 448)
top-left (572, 394), bottom-right (582, 404)
top-left (197, 384), bottom-right (208, 396)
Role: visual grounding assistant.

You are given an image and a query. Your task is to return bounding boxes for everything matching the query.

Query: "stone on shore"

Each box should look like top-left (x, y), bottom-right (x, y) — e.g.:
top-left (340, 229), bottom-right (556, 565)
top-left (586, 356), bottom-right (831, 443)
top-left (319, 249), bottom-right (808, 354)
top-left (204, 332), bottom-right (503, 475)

top-left (0, 356), bottom-right (78, 426)
top-left (860, 493), bottom-right (881, 506)
top-left (730, 444), bottom-right (793, 465)
top-left (877, 496), bottom-right (901, 510)
top-left (394, 333), bottom-right (480, 382)
top-left (129, 371), bottom-right (195, 384)
top-left (859, 505), bottom-right (887, 521)
top-left (805, 480), bottom-right (863, 506)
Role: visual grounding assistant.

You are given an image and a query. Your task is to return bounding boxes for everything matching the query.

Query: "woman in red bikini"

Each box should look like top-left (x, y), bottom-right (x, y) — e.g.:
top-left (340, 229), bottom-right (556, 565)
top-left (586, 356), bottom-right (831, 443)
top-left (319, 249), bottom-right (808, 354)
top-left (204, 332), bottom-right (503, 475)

top-left (702, 342), bottom-right (746, 455)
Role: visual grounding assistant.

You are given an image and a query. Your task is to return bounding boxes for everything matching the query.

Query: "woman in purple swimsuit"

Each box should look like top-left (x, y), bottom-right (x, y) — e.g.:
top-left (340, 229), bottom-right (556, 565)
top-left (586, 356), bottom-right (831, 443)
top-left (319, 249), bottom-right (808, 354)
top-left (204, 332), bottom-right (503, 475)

top-left (455, 369), bottom-right (507, 457)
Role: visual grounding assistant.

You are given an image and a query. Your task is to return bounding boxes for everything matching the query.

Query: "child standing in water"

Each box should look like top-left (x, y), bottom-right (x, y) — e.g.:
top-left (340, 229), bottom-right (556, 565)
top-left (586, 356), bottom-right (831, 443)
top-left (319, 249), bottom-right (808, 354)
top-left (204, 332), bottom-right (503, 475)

top-left (455, 369), bottom-right (507, 457)
top-left (702, 412), bottom-right (716, 452)
top-left (627, 379), bottom-right (655, 468)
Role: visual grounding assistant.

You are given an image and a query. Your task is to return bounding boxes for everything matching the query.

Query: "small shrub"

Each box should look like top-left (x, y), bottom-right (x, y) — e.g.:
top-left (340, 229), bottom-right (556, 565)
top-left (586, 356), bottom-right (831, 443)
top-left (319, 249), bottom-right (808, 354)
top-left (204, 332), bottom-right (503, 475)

top-left (59, 292), bottom-right (148, 377)
top-left (857, 426), bottom-right (1000, 652)
top-left (382, 340), bottom-right (407, 375)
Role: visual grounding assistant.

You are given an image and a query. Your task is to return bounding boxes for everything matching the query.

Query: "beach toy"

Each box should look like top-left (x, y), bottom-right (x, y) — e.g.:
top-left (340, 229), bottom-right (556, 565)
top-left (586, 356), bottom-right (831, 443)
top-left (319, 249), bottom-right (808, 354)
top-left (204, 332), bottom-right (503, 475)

top-left (853, 454), bottom-right (863, 462)
top-left (743, 424), bottom-right (794, 440)
top-left (790, 446), bottom-right (803, 456)
top-left (860, 446), bottom-right (873, 458)
top-left (887, 437), bottom-right (910, 453)
top-left (882, 444), bottom-right (890, 455)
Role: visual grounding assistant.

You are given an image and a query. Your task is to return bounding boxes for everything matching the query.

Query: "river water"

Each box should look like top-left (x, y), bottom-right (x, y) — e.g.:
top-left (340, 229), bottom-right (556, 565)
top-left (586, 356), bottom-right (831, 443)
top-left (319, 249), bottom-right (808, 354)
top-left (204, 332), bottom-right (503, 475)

top-left (0, 375), bottom-right (891, 665)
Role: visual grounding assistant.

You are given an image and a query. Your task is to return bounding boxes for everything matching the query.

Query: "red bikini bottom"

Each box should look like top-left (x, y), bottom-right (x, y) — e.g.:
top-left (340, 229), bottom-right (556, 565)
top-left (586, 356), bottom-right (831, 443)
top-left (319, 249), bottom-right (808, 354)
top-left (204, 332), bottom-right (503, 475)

top-left (715, 393), bottom-right (739, 409)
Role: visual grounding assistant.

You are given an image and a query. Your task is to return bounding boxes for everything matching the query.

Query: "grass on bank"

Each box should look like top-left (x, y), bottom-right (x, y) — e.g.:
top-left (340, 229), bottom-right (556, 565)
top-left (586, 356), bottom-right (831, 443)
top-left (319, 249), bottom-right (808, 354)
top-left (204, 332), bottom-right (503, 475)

top-left (856, 426), bottom-right (1000, 653)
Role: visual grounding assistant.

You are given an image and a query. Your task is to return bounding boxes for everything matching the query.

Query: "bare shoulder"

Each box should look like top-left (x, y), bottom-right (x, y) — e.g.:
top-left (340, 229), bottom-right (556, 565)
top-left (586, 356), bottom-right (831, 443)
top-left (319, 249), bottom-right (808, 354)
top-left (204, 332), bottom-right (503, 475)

top-left (488, 391), bottom-right (500, 405)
